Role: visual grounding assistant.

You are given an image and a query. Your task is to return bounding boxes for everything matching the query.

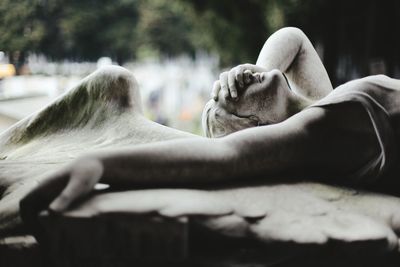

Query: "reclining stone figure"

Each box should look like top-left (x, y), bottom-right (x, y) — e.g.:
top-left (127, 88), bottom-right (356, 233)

top-left (1, 28), bottom-right (400, 255)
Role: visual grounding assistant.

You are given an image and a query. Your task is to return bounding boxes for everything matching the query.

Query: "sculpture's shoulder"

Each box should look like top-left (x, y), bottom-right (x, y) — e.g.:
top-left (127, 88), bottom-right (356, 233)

top-left (336, 75), bottom-right (400, 95)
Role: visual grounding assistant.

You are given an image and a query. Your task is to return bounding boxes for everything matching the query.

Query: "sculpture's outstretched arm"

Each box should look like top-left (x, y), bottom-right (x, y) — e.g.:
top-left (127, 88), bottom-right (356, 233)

top-left (20, 98), bottom-right (376, 219)
top-left (256, 27), bottom-right (333, 100)
top-left (98, 105), bottom-right (374, 187)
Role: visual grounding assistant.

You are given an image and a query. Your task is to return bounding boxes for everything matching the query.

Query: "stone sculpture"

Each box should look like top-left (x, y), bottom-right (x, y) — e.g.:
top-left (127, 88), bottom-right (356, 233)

top-left (1, 27), bottom-right (400, 266)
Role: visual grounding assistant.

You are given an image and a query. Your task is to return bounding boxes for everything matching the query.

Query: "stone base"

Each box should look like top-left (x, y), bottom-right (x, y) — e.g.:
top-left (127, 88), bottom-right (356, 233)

top-left (2, 216), bottom-right (400, 267)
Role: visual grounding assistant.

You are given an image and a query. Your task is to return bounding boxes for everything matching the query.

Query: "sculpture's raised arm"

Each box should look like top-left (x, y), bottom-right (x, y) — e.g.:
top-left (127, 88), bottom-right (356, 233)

top-left (213, 27), bottom-right (333, 102)
top-left (256, 27), bottom-right (333, 99)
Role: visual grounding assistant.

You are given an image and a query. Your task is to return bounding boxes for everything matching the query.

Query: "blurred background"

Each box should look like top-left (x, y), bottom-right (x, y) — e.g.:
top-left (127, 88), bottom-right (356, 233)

top-left (1, 0), bottom-right (400, 134)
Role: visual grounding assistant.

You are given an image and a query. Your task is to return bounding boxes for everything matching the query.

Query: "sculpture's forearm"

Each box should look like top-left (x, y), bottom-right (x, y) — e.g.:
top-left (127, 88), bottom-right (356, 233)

top-left (20, 129), bottom-right (291, 218)
top-left (97, 106), bottom-right (373, 189)
top-left (98, 138), bottom-right (242, 187)
top-left (96, 115), bottom-right (310, 188)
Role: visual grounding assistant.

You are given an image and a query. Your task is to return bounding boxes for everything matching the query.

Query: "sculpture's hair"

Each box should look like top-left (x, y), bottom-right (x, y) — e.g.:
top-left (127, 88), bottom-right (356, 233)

top-left (201, 99), bottom-right (218, 137)
top-left (201, 99), bottom-right (259, 138)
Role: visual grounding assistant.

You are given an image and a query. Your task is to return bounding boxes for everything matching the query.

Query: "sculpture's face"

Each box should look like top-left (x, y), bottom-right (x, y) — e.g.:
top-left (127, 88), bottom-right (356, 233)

top-left (203, 70), bottom-right (293, 137)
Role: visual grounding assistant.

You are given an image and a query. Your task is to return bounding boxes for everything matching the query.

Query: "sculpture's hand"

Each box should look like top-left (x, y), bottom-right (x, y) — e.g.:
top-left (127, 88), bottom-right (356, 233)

top-left (214, 71), bottom-right (268, 113)
top-left (213, 71), bottom-right (284, 129)
top-left (211, 64), bottom-right (268, 101)
top-left (19, 158), bottom-right (103, 227)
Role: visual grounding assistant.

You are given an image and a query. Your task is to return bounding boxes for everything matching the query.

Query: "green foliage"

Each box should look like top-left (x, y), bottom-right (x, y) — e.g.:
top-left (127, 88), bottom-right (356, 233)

top-left (0, 0), bottom-right (139, 62)
top-left (182, 0), bottom-right (269, 66)
top-left (0, 0), bottom-right (203, 63)
top-left (0, 0), bottom-right (46, 51)
top-left (59, 0), bottom-right (139, 62)
top-left (0, 0), bottom-right (272, 65)
top-left (136, 0), bottom-right (196, 58)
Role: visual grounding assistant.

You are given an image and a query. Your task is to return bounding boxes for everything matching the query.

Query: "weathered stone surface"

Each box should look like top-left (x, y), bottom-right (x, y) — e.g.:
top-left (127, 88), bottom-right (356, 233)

top-left (53, 183), bottom-right (400, 248)
top-left (33, 183), bottom-right (400, 266)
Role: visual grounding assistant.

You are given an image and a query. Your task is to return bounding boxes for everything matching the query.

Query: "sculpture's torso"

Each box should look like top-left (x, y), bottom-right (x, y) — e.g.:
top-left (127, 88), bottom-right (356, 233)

top-left (311, 75), bottom-right (400, 191)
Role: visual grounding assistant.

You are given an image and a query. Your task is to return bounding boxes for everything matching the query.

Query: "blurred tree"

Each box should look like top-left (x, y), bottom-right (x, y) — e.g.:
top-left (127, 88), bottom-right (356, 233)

top-left (59, 0), bottom-right (139, 63)
top-left (136, 0), bottom-right (197, 58)
top-left (0, 0), bottom-right (139, 64)
top-left (0, 0), bottom-right (46, 52)
top-left (182, 0), bottom-right (269, 66)
top-left (0, 0), bottom-right (48, 72)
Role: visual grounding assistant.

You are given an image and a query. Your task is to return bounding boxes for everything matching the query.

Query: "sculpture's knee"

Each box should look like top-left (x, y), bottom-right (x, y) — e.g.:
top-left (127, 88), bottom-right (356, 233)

top-left (84, 65), bottom-right (143, 113)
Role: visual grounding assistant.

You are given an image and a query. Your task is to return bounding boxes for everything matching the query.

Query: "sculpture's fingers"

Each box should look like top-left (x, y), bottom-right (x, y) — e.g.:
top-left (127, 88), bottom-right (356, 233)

top-left (234, 66), bottom-right (244, 88)
top-left (219, 71), bottom-right (230, 99)
top-left (211, 80), bottom-right (221, 101)
top-left (20, 168), bottom-right (70, 233)
top-left (244, 63), bottom-right (267, 74)
top-left (49, 158), bottom-right (103, 213)
top-left (228, 70), bottom-right (238, 99)
top-left (244, 70), bottom-right (253, 84)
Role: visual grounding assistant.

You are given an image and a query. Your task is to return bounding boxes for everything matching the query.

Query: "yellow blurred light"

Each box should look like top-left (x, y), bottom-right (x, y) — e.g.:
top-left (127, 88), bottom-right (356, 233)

top-left (0, 64), bottom-right (16, 78)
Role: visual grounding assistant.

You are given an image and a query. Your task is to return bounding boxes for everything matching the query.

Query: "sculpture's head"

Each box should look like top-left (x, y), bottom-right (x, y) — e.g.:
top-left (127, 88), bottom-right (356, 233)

top-left (202, 70), bottom-right (309, 138)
